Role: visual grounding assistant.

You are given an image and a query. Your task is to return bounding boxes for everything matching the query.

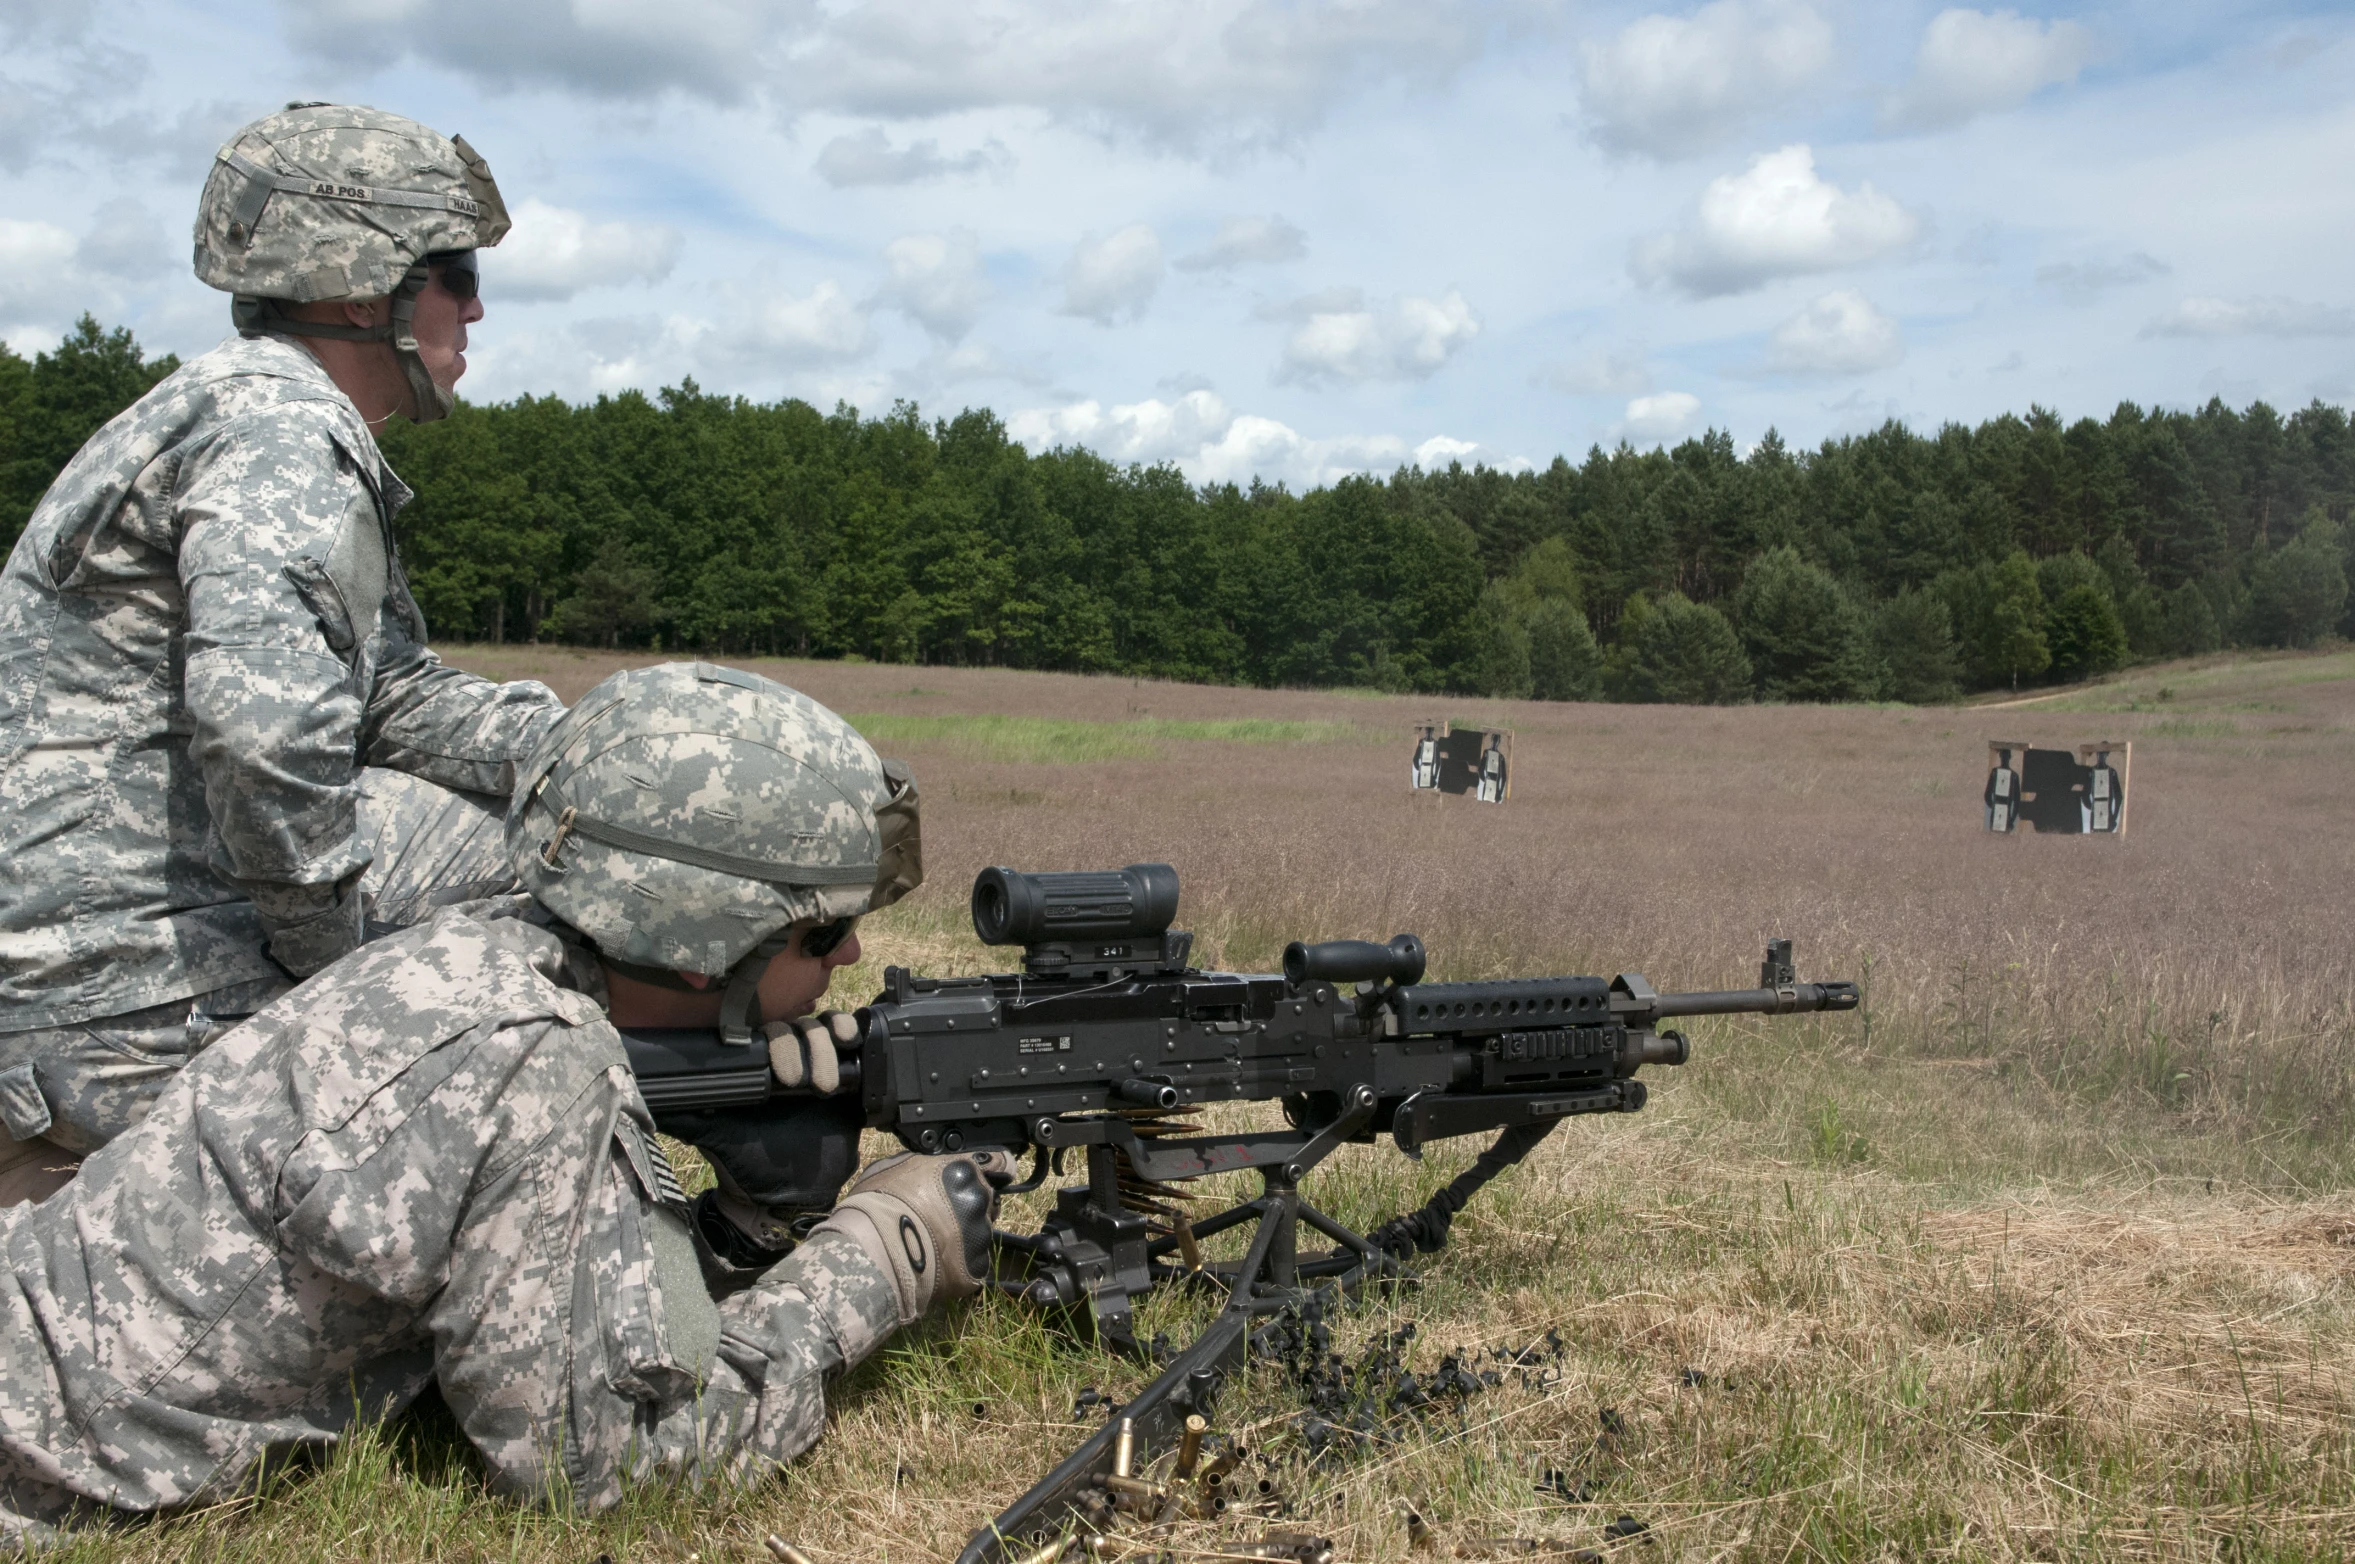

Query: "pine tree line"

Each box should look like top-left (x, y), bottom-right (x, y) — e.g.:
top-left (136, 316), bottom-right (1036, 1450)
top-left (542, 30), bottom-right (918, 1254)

top-left (5, 316), bottom-right (2350, 702)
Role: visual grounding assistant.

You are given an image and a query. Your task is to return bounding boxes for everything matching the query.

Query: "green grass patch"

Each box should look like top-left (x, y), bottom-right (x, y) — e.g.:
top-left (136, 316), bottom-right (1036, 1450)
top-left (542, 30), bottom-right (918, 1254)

top-left (2144, 716), bottom-right (2239, 738)
top-left (845, 712), bottom-right (1376, 763)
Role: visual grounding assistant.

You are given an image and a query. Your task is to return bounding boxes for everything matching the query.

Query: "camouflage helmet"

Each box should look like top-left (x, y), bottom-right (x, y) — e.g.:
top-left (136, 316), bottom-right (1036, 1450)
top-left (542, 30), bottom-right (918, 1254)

top-left (194, 103), bottom-right (511, 422)
top-left (510, 663), bottom-right (922, 1042)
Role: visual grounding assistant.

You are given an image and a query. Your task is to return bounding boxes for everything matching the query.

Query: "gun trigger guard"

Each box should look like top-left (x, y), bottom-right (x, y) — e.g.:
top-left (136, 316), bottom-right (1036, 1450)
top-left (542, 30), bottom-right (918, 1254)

top-left (1003, 1142), bottom-right (1051, 1196)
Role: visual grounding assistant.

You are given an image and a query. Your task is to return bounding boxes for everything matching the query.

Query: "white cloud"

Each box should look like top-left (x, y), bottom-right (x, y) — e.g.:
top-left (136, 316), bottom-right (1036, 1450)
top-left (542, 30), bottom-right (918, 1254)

top-left (1411, 433), bottom-right (1529, 472)
top-left (2140, 297), bottom-right (2355, 340)
top-left (933, 338), bottom-right (1053, 388)
top-left (75, 197), bottom-right (167, 278)
top-left (273, 0), bottom-right (1489, 156)
top-left (813, 127), bottom-right (1009, 187)
top-left (735, 278), bottom-right (875, 364)
top-left (876, 228), bottom-right (991, 341)
top-left (471, 312), bottom-right (700, 401)
top-left (473, 276), bottom-right (877, 401)
top-left (769, 0), bottom-right (1492, 157)
top-left (487, 198), bottom-right (683, 303)
top-left (1061, 224), bottom-right (1164, 326)
top-left (1007, 390), bottom-right (1498, 487)
top-left (0, 217), bottom-right (77, 328)
top-left (277, 0), bottom-right (777, 100)
top-left (0, 25), bottom-right (240, 178)
top-left (1274, 289), bottom-right (1480, 385)
top-left (1766, 289), bottom-right (1904, 374)
top-left (1882, 8), bottom-right (2097, 134)
top-left (1577, 0), bottom-right (1835, 160)
top-left (0, 0), bottom-right (97, 43)
top-left (1616, 391), bottom-right (1703, 445)
top-left (1011, 390), bottom-right (1237, 465)
top-left (2036, 251), bottom-right (2168, 305)
top-left (1631, 144), bottom-right (1924, 297)
top-left (1174, 214), bottom-right (1307, 273)
top-left (1541, 346), bottom-right (1652, 396)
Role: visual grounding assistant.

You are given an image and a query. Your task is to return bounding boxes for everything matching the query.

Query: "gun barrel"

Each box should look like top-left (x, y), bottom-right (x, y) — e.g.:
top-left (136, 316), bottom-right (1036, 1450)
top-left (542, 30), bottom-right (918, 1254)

top-left (1645, 980), bottom-right (1859, 1020)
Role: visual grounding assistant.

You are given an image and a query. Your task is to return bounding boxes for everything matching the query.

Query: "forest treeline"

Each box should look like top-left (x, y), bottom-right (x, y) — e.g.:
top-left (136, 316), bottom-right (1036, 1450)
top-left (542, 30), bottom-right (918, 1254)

top-left (5, 315), bottom-right (2351, 704)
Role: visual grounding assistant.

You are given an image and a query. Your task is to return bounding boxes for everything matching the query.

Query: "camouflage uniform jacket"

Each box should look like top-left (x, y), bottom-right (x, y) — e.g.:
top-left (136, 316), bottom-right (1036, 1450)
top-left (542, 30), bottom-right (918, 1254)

top-left (0, 899), bottom-right (904, 1538)
top-left (0, 334), bottom-right (564, 1028)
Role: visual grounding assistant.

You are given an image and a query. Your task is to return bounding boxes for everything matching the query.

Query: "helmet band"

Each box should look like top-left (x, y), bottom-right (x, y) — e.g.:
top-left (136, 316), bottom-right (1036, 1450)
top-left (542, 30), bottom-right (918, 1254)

top-left (216, 147), bottom-right (488, 250)
top-left (540, 790), bottom-right (880, 887)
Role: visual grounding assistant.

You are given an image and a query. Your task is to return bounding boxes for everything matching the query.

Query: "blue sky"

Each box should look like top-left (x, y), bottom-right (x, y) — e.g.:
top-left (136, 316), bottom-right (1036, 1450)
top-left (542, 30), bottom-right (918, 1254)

top-left (2, 0), bottom-right (2350, 486)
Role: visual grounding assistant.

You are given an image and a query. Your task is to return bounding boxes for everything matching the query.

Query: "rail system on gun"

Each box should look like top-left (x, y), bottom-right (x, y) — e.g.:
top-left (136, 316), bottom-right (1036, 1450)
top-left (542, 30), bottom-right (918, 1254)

top-left (620, 864), bottom-right (1858, 1563)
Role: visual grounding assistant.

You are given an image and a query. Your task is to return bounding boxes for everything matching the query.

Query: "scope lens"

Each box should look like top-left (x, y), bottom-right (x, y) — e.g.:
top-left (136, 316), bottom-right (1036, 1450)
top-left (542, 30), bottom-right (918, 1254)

top-left (973, 875), bottom-right (1011, 944)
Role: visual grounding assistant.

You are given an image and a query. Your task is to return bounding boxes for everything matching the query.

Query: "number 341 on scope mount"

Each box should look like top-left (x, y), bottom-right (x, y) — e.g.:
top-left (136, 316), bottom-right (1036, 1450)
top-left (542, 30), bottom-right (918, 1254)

top-left (621, 864), bottom-right (1857, 1561)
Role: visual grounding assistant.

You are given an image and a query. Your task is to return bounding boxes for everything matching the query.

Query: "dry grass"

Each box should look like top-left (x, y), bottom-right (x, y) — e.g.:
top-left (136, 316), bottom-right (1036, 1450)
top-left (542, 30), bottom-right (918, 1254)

top-left (54, 646), bottom-right (2355, 1562)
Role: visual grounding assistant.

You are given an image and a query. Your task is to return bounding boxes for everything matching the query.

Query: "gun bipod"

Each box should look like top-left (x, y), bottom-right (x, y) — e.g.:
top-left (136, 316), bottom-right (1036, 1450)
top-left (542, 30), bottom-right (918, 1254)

top-left (964, 1114), bottom-right (1569, 1562)
top-left (988, 1087), bottom-right (1382, 1358)
top-left (961, 1114), bottom-right (1396, 1562)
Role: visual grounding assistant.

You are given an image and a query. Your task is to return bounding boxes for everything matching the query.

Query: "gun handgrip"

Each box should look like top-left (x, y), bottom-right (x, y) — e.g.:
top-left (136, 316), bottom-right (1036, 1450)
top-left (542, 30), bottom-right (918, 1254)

top-left (1283, 934), bottom-right (1427, 987)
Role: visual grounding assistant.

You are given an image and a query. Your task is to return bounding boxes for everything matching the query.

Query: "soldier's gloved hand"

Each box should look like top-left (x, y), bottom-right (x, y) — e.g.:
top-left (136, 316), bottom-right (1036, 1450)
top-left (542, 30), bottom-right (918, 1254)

top-left (818, 1149), bottom-right (1019, 1322)
top-left (764, 1011), bottom-right (858, 1092)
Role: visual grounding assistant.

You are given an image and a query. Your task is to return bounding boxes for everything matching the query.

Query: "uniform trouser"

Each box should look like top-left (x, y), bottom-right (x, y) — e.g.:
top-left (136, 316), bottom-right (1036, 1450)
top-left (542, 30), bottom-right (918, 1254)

top-left (0, 770), bottom-right (512, 1204)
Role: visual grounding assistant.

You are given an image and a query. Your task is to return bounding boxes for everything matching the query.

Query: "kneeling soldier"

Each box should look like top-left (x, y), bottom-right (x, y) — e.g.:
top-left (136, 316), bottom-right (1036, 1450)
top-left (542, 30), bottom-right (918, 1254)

top-left (0, 663), bottom-right (1008, 1540)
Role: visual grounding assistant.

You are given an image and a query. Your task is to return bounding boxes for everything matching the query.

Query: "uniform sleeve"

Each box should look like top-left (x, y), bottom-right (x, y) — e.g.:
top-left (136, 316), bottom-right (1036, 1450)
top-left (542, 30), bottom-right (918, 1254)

top-left (359, 611), bottom-right (564, 798)
top-left (176, 407), bottom-right (564, 977)
top-left (429, 1057), bottom-right (904, 1510)
top-left (177, 406), bottom-right (384, 976)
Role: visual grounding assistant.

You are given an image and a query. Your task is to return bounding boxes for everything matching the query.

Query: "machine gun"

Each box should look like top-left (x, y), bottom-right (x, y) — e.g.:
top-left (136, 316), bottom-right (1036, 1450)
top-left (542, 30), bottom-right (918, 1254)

top-left (620, 865), bottom-right (1858, 1562)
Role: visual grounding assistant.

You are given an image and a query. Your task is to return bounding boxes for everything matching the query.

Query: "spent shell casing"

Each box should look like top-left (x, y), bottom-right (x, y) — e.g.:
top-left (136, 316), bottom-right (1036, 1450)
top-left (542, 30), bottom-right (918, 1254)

top-left (1173, 1413), bottom-right (1208, 1479)
top-left (1012, 1537), bottom-right (1072, 1564)
top-left (1112, 1415), bottom-right (1137, 1480)
top-left (764, 1537), bottom-right (816, 1564)
top-left (1409, 1512), bottom-right (1438, 1551)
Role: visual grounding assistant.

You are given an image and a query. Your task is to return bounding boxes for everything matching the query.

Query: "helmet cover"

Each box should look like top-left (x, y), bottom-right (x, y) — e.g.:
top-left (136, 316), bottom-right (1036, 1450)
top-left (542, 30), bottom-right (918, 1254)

top-left (194, 102), bottom-right (509, 303)
top-left (510, 662), bottom-right (922, 978)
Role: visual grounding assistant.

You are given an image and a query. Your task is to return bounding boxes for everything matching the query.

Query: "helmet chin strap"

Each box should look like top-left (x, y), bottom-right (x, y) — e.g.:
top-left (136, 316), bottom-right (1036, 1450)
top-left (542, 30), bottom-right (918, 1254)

top-left (718, 932), bottom-right (794, 1048)
top-left (600, 927), bottom-right (799, 1044)
top-left (231, 261), bottom-right (453, 424)
top-left (384, 263), bottom-right (454, 421)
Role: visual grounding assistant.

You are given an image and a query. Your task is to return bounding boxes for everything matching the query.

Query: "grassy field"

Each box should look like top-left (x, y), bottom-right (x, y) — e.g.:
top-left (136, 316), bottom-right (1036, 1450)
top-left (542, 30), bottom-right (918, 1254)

top-left (61, 648), bottom-right (2355, 1562)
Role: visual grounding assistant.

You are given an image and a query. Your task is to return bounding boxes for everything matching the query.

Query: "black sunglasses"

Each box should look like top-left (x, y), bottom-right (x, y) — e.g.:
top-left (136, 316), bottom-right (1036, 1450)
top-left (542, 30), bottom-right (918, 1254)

top-left (798, 916), bottom-right (858, 959)
top-left (427, 250), bottom-right (479, 302)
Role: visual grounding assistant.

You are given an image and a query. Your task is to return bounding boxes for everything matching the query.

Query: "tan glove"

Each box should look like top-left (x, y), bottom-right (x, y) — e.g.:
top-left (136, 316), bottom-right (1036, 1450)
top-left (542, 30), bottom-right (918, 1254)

top-left (764, 1011), bottom-right (859, 1092)
top-left (818, 1148), bottom-right (1019, 1322)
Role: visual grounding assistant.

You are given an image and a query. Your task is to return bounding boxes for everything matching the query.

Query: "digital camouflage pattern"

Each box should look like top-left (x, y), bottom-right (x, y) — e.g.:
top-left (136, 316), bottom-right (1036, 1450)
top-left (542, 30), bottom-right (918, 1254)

top-left (0, 331), bottom-right (564, 1032)
top-left (510, 663), bottom-right (920, 978)
top-left (0, 901), bottom-right (906, 1542)
top-left (0, 771), bottom-right (513, 1163)
top-left (194, 103), bottom-right (509, 304)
